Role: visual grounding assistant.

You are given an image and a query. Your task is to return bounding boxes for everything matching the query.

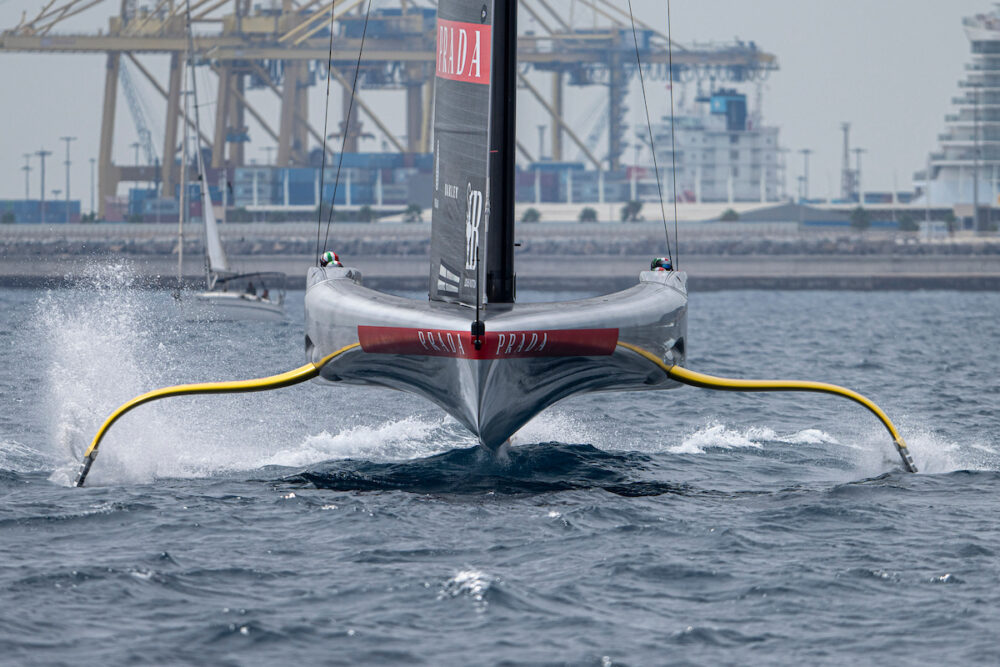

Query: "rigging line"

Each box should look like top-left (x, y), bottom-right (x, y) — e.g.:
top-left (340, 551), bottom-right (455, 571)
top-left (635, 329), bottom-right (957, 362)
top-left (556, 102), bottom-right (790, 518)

top-left (323, 0), bottom-right (373, 256)
top-left (315, 2), bottom-right (338, 266)
top-left (666, 0), bottom-right (679, 268)
top-left (627, 0), bottom-right (672, 266)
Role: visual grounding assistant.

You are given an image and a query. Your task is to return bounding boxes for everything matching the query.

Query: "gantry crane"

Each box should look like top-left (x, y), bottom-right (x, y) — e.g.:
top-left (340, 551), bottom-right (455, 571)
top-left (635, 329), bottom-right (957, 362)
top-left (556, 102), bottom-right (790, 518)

top-left (1, 0), bottom-right (778, 218)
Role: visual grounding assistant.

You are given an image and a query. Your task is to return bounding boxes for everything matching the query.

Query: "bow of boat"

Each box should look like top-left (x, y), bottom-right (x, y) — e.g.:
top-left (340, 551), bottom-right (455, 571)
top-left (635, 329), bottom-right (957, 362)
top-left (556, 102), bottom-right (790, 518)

top-left (304, 266), bottom-right (688, 450)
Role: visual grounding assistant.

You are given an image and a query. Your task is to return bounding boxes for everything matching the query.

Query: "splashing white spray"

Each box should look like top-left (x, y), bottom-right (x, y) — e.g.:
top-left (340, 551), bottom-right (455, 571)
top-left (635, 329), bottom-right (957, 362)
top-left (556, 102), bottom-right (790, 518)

top-left (32, 262), bottom-right (461, 486)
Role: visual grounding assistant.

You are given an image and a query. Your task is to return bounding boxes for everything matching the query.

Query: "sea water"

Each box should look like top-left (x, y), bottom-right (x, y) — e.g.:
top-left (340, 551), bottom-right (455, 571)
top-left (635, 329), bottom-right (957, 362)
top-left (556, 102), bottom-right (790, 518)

top-left (1, 263), bottom-right (999, 665)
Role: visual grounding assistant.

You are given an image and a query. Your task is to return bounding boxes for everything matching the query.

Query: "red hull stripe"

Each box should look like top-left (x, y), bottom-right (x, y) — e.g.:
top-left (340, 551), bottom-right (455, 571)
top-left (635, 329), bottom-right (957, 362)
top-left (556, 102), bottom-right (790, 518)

top-left (357, 326), bottom-right (618, 359)
top-left (435, 19), bottom-right (491, 85)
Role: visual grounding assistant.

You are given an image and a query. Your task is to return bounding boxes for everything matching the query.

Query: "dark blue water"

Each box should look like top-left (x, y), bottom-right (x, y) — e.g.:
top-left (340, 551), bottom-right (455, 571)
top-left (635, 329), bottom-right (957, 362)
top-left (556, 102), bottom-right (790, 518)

top-left (2, 263), bottom-right (999, 665)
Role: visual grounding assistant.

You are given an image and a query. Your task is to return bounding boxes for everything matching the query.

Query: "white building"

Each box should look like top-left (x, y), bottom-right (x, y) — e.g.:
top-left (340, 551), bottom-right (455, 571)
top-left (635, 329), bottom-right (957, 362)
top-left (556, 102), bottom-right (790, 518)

top-left (648, 89), bottom-right (782, 204)
top-left (917, 7), bottom-right (1000, 207)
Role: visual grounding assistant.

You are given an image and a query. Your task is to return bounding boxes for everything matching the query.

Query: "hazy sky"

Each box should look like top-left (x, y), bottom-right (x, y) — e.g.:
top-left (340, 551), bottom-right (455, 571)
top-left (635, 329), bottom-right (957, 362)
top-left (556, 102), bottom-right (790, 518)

top-left (0, 0), bottom-right (990, 205)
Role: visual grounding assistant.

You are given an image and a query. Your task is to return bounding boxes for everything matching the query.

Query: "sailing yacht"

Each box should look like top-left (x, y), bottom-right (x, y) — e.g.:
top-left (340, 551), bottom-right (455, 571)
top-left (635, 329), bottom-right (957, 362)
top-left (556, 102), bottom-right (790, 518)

top-left (304, 0), bottom-right (688, 450)
top-left (190, 191), bottom-right (286, 320)
top-left (72, 0), bottom-right (918, 488)
top-left (182, 4), bottom-right (285, 321)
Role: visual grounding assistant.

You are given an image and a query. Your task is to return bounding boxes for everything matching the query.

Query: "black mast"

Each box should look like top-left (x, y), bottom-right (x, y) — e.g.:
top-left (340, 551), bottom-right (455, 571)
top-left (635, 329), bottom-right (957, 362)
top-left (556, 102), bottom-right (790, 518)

top-left (427, 0), bottom-right (516, 307)
top-left (485, 0), bottom-right (517, 303)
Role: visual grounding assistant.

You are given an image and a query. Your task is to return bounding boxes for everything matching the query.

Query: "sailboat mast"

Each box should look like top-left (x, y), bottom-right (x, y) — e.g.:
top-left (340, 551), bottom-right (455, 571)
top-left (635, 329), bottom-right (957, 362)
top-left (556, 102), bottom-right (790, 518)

top-left (177, 49), bottom-right (189, 287)
top-left (185, 2), bottom-right (208, 282)
top-left (184, 0), bottom-right (230, 280)
top-left (486, 0), bottom-right (517, 303)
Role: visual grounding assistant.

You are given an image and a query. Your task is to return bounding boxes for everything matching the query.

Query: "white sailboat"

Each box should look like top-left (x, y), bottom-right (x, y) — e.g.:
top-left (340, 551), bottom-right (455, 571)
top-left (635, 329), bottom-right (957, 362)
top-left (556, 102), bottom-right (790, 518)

top-left (182, 2), bottom-right (285, 321)
top-left (190, 188), bottom-right (285, 321)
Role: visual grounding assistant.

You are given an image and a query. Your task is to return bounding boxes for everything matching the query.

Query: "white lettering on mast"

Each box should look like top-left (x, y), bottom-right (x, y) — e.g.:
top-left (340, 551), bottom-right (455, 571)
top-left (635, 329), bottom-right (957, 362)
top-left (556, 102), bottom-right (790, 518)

top-left (447, 26), bottom-right (455, 75)
top-left (435, 20), bottom-right (490, 85)
top-left (465, 183), bottom-right (483, 270)
top-left (471, 31), bottom-right (481, 79)
top-left (456, 29), bottom-right (468, 76)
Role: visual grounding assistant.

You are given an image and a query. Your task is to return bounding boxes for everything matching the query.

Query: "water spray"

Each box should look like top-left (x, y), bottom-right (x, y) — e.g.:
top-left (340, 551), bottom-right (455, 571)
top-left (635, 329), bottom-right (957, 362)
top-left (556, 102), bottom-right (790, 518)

top-left (74, 344), bottom-right (361, 487)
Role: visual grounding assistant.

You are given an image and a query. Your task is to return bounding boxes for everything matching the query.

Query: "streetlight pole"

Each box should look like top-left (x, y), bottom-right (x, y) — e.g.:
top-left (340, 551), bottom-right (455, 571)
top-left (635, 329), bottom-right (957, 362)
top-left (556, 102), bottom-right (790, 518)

top-left (35, 148), bottom-right (52, 222)
top-left (89, 158), bottom-right (96, 217)
top-left (852, 147), bottom-right (867, 206)
top-left (22, 154), bottom-right (32, 200)
top-left (60, 136), bottom-right (76, 223)
top-left (799, 148), bottom-right (813, 201)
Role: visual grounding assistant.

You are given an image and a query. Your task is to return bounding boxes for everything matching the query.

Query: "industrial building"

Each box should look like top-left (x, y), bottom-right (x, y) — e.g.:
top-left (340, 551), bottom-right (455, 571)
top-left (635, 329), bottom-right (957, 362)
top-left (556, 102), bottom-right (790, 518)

top-left (649, 89), bottom-right (782, 204)
top-left (117, 159), bottom-right (685, 222)
top-left (1, 0), bottom-right (778, 221)
top-left (0, 200), bottom-right (81, 224)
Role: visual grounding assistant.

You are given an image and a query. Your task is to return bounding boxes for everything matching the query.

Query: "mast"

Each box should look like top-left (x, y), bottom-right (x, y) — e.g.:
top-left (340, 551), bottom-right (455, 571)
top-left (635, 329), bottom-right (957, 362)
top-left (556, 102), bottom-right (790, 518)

top-left (177, 44), bottom-right (189, 288)
top-left (486, 0), bottom-right (517, 303)
top-left (185, 0), bottom-right (229, 280)
top-left (427, 0), bottom-right (517, 306)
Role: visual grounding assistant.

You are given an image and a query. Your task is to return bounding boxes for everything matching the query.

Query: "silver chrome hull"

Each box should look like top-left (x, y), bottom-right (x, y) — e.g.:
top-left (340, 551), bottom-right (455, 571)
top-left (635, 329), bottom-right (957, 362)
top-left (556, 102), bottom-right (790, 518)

top-left (304, 266), bottom-right (687, 451)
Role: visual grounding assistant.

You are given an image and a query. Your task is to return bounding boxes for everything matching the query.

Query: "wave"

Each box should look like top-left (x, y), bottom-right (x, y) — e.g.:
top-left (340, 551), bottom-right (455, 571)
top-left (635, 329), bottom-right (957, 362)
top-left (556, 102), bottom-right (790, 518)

top-left (260, 417), bottom-right (464, 468)
top-left (656, 416), bottom-right (1000, 478)
top-left (669, 422), bottom-right (842, 455)
top-left (285, 442), bottom-right (693, 497)
top-left (895, 423), bottom-right (1000, 475)
top-left (0, 440), bottom-right (53, 474)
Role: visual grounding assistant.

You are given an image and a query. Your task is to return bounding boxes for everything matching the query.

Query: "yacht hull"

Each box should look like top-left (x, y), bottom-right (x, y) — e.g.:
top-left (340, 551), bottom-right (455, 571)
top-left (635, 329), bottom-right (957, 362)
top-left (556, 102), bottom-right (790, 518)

top-left (193, 292), bottom-right (285, 321)
top-left (304, 266), bottom-right (688, 451)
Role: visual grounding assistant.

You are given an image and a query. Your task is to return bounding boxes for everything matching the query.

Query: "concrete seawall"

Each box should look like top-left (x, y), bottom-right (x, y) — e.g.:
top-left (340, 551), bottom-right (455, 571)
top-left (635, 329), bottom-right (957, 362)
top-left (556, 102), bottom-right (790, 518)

top-left (4, 222), bottom-right (1000, 291)
top-left (5, 254), bottom-right (1000, 291)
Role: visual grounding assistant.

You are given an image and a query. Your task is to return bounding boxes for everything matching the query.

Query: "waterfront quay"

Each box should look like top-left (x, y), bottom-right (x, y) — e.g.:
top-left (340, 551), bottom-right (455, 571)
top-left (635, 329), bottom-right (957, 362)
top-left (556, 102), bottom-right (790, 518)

top-left (3, 222), bottom-right (1000, 291)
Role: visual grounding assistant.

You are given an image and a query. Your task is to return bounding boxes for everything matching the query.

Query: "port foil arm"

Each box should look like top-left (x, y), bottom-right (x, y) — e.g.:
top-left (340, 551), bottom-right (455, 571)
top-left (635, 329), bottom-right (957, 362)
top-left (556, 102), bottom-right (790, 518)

top-left (74, 343), bottom-right (361, 487)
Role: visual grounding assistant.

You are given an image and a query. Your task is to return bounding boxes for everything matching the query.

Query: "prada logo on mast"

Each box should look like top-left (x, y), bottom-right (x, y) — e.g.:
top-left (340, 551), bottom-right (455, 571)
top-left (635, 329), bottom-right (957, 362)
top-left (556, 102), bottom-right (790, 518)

top-left (436, 19), bottom-right (491, 85)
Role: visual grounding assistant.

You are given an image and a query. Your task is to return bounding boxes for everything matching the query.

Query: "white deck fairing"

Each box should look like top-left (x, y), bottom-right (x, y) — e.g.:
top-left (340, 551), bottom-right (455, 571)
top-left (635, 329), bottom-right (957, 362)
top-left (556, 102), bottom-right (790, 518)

top-left (304, 266), bottom-right (688, 451)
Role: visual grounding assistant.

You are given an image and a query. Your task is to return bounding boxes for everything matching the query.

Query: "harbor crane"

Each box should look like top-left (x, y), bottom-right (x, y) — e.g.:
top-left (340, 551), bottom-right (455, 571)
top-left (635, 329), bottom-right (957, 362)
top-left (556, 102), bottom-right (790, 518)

top-left (0, 0), bottom-right (778, 218)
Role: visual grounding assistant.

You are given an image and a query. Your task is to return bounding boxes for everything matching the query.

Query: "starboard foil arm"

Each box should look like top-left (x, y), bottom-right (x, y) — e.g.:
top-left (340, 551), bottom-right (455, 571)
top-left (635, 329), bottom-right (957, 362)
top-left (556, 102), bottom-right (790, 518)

top-left (73, 343), bottom-right (361, 487)
top-left (616, 342), bottom-right (918, 473)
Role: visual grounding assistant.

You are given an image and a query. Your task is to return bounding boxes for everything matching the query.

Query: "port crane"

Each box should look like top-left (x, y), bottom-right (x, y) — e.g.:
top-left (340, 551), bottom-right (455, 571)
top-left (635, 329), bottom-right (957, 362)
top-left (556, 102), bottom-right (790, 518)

top-left (0, 0), bottom-right (778, 217)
